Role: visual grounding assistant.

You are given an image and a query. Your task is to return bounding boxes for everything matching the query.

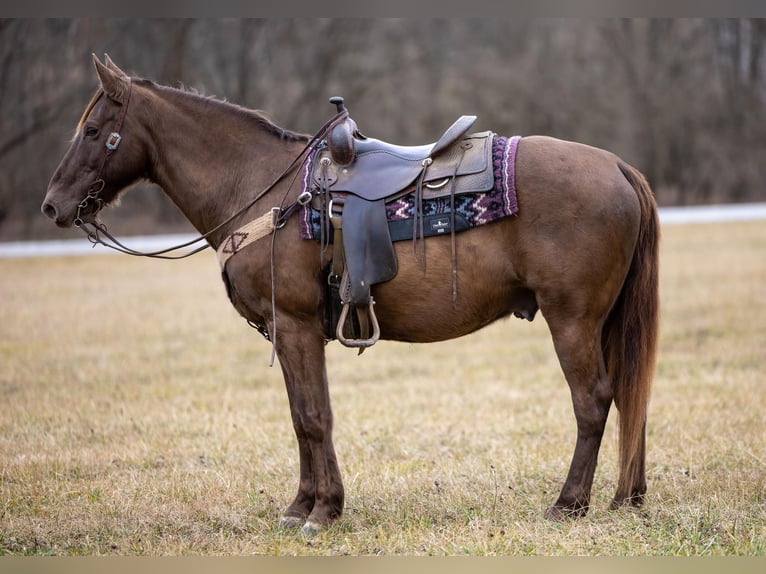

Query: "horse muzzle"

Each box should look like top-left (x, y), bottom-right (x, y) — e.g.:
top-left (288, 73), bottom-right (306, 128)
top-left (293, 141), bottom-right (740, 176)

top-left (41, 201), bottom-right (58, 222)
top-left (41, 193), bottom-right (81, 228)
top-left (41, 199), bottom-right (73, 228)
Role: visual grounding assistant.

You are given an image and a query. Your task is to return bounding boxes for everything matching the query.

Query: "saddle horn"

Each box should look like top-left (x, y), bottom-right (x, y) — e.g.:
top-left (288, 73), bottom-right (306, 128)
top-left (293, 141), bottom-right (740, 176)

top-left (327, 96), bottom-right (358, 167)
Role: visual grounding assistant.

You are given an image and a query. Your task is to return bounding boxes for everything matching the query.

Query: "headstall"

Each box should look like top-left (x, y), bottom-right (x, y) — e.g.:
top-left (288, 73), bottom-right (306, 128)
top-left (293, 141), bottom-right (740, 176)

top-left (74, 79), bottom-right (132, 228)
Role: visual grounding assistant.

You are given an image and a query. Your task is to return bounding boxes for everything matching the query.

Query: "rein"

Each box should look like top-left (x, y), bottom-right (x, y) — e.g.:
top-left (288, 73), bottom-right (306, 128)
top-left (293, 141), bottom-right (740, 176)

top-left (76, 86), bottom-right (349, 260)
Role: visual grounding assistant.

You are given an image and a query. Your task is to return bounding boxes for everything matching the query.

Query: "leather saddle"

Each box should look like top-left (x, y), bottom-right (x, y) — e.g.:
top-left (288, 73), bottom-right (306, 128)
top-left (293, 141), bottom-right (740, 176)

top-left (311, 97), bottom-right (495, 349)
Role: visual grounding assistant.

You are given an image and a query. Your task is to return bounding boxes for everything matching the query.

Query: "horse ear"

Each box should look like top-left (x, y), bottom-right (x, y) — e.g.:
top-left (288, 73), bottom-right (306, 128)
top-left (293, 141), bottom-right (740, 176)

top-left (93, 53), bottom-right (127, 102)
top-left (103, 53), bottom-right (129, 79)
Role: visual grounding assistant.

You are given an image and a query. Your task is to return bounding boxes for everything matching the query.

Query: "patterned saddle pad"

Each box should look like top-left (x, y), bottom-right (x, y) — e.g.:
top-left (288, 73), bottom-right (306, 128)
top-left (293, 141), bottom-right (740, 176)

top-left (300, 135), bottom-right (521, 242)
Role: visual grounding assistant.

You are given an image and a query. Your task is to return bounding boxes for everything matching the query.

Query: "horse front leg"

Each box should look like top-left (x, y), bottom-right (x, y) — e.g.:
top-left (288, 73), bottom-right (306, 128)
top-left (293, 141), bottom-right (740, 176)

top-left (275, 321), bottom-right (344, 534)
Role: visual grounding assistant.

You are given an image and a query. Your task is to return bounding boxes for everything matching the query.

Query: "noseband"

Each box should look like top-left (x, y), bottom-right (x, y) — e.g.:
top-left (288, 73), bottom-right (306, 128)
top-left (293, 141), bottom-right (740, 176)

top-left (74, 79), bottom-right (133, 228)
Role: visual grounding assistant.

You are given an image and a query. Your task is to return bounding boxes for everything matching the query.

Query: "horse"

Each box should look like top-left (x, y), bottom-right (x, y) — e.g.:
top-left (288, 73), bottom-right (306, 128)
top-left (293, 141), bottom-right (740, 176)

top-left (42, 55), bottom-right (659, 535)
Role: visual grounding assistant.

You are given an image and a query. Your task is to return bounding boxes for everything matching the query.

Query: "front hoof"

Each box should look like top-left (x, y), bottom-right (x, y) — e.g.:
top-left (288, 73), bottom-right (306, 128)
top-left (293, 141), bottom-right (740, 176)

top-left (545, 504), bottom-right (588, 521)
top-left (279, 515), bottom-right (304, 530)
top-left (301, 520), bottom-right (322, 537)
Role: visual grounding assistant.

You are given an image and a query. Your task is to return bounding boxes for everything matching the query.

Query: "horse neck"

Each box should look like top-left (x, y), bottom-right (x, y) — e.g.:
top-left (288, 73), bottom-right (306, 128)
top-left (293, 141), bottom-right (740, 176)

top-left (139, 84), bottom-right (304, 242)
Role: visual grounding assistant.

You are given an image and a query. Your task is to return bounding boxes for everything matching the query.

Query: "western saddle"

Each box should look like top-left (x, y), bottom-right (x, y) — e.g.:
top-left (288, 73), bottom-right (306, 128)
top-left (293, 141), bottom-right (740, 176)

top-left (312, 97), bottom-right (496, 350)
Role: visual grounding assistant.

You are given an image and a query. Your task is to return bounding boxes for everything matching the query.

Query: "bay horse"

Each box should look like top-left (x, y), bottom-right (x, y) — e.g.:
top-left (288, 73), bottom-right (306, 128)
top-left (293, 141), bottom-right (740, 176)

top-left (42, 55), bottom-right (659, 535)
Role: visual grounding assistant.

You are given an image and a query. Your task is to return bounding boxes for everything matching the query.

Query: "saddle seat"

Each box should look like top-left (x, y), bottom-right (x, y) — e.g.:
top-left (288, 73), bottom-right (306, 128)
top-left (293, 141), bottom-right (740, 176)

top-left (354, 137), bottom-right (433, 164)
top-left (312, 97), bottom-right (496, 350)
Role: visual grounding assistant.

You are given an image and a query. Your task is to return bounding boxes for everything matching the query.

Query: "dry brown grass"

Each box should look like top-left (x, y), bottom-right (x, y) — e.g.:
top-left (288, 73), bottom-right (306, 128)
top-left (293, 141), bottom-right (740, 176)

top-left (1, 221), bottom-right (765, 555)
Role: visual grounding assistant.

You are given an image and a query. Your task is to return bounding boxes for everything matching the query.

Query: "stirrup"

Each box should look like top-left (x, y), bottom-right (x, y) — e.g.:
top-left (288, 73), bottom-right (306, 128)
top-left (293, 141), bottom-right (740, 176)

top-left (336, 299), bottom-right (381, 349)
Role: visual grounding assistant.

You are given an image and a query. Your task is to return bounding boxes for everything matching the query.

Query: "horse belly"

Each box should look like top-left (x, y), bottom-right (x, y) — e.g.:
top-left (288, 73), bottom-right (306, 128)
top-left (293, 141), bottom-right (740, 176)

top-left (373, 222), bottom-right (533, 343)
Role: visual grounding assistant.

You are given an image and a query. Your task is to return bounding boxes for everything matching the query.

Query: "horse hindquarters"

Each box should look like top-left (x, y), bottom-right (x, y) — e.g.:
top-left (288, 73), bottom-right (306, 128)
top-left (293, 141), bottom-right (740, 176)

top-left (512, 137), bottom-right (657, 517)
top-left (533, 160), bottom-right (660, 515)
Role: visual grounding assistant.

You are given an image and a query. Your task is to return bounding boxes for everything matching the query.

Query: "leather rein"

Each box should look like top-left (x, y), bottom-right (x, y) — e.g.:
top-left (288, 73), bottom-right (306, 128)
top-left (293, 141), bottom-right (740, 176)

top-left (75, 79), bottom-right (348, 260)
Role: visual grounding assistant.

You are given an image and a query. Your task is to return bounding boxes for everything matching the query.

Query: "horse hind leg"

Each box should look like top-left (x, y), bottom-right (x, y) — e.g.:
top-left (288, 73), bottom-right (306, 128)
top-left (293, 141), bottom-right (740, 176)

top-left (542, 310), bottom-right (614, 520)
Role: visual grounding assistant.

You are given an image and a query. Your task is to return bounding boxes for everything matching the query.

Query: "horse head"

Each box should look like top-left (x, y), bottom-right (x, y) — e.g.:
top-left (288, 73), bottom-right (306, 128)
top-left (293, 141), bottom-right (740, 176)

top-left (42, 54), bottom-right (149, 228)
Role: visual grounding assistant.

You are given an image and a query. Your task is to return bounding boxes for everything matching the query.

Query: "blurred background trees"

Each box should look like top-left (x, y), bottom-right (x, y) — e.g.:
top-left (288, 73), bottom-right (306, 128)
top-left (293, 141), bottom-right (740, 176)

top-left (1, 18), bottom-right (764, 240)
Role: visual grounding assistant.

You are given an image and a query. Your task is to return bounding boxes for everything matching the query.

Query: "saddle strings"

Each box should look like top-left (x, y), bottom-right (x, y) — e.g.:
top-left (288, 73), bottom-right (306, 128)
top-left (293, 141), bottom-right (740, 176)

top-left (412, 168), bottom-right (428, 266)
top-left (448, 143), bottom-right (469, 304)
top-left (411, 144), bottom-right (468, 303)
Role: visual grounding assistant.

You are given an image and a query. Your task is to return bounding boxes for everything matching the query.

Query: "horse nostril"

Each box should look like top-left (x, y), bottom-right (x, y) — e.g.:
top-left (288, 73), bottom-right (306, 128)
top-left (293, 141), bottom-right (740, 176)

top-left (42, 202), bottom-right (58, 221)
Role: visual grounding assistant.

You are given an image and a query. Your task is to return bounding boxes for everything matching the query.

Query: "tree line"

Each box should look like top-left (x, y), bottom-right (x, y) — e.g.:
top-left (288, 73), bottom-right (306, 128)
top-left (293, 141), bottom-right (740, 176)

top-left (1, 18), bottom-right (764, 239)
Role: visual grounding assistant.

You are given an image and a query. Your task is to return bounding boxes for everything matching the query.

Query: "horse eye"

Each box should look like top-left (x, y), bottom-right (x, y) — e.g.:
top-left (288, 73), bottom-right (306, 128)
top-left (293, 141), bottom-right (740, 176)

top-left (84, 126), bottom-right (99, 138)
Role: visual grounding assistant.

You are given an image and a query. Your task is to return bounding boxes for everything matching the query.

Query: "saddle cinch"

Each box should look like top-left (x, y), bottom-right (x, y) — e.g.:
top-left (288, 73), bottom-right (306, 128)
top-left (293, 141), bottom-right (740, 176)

top-left (312, 97), bottom-right (496, 349)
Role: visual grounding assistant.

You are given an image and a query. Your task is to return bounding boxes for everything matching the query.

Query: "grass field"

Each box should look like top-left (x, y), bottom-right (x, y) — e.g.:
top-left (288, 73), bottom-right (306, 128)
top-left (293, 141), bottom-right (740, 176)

top-left (1, 221), bottom-right (764, 555)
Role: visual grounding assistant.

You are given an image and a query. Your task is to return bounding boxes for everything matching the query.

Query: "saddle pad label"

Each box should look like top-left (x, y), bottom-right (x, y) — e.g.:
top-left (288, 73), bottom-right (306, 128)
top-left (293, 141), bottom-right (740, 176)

top-left (430, 216), bottom-right (451, 233)
top-left (387, 213), bottom-right (471, 242)
top-left (300, 134), bottom-right (521, 241)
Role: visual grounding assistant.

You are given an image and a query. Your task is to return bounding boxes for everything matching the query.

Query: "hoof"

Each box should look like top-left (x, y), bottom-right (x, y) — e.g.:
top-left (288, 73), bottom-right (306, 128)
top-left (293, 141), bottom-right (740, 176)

top-left (279, 515), bottom-right (304, 530)
top-left (544, 506), bottom-right (569, 521)
top-left (545, 504), bottom-right (588, 521)
top-left (610, 493), bottom-right (645, 510)
top-left (301, 520), bottom-right (322, 537)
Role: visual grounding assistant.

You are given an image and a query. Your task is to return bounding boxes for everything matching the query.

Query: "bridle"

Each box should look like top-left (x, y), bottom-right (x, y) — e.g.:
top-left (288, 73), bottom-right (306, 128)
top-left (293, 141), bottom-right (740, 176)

top-left (74, 79), bottom-right (132, 229)
top-left (75, 80), bottom-right (349, 260)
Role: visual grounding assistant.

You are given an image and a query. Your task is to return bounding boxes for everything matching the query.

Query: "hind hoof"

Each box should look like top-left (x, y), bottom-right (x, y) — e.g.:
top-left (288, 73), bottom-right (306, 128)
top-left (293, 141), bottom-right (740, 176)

top-left (610, 492), bottom-right (645, 510)
top-left (279, 515), bottom-right (304, 530)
